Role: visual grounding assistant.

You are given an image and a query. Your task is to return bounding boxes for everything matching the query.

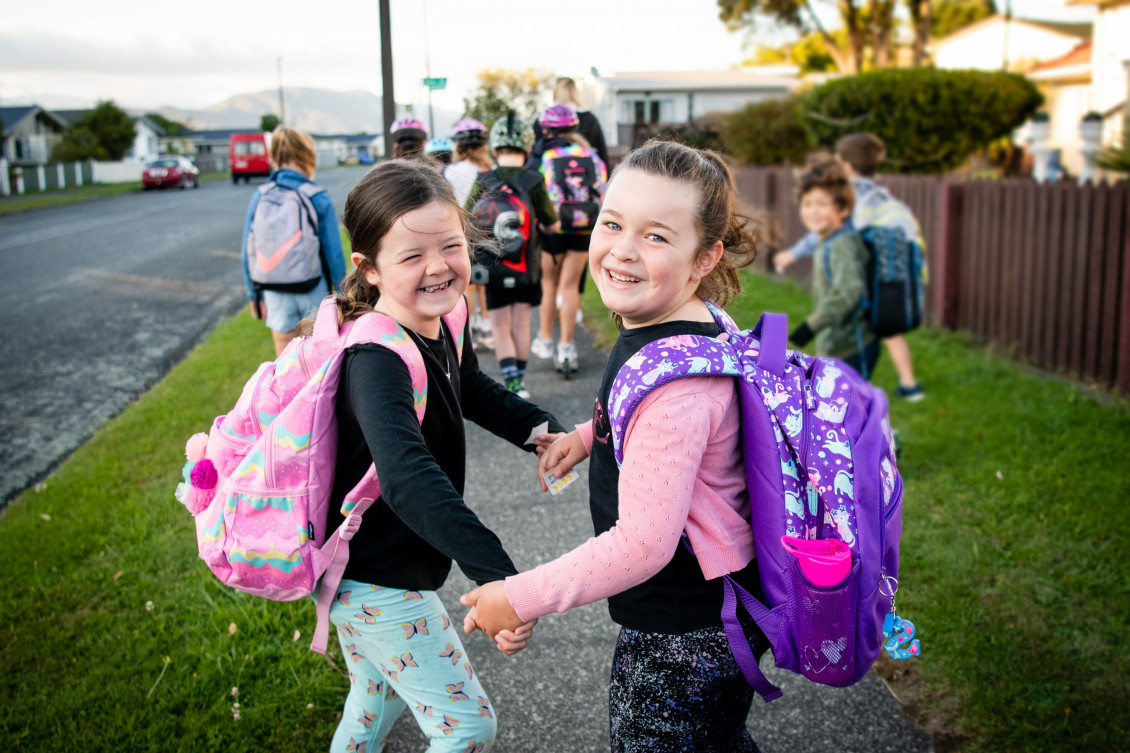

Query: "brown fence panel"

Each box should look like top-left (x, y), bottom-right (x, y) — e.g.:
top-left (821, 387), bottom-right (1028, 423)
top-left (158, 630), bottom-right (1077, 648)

top-left (731, 167), bottom-right (1130, 393)
top-left (1100, 186), bottom-right (1127, 385)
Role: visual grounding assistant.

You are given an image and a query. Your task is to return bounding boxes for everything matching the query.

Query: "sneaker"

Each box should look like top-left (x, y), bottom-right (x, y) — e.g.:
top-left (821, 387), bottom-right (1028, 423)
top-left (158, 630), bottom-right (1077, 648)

top-left (531, 336), bottom-right (555, 360)
top-left (576, 308), bottom-right (584, 325)
top-left (555, 341), bottom-right (578, 374)
top-left (478, 317), bottom-right (493, 335)
top-left (895, 384), bottom-right (926, 402)
top-left (506, 377), bottom-right (531, 400)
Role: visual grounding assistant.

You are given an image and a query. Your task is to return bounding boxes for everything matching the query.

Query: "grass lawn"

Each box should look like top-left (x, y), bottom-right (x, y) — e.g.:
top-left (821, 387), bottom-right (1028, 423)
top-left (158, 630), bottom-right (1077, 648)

top-left (583, 271), bottom-right (1130, 752)
top-left (0, 172), bottom-right (227, 215)
top-left (1, 259), bottom-right (1125, 751)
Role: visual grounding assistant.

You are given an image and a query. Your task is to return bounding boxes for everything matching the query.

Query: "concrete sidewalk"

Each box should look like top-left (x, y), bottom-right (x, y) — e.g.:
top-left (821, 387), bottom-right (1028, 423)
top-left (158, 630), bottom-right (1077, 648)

top-left (384, 314), bottom-right (933, 752)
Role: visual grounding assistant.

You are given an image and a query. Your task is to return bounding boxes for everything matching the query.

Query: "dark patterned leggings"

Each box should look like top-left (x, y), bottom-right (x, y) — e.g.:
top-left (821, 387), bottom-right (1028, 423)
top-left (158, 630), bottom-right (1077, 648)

top-left (609, 625), bottom-right (764, 753)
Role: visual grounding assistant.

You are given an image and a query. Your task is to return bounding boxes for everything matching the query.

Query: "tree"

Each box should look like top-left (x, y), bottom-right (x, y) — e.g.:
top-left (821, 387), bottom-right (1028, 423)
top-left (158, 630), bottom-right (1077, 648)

top-left (145, 112), bottom-right (187, 137)
top-left (799, 68), bottom-right (1043, 173)
top-left (931, 0), bottom-right (995, 38)
top-left (260, 113), bottom-right (280, 133)
top-left (461, 68), bottom-right (556, 129)
top-left (745, 29), bottom-right (840, 73)
top-left (52, 100), bottom-right (136, 161)
top-left (718, 0), bottom-right (899, 74)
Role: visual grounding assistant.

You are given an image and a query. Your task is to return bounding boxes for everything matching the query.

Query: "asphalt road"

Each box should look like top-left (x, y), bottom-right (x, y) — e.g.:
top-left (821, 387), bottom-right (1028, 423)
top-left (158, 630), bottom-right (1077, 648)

top-left (0, 166), bottom-right (369, 505)
top-left (0, 171), bottom-right (933, 751)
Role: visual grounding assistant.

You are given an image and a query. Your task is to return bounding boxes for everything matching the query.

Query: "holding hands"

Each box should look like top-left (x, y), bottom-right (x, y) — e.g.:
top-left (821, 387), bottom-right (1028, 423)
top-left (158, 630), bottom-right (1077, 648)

top-left (460, 582), bottom-right (537, 655)
top-left (537, 430), bottom-right (587, 492)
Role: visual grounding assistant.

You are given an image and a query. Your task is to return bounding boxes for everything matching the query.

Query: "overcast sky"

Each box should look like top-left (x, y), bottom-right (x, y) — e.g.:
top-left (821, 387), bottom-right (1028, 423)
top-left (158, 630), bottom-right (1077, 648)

top-left (1, 0), bottom-right (1096, 114)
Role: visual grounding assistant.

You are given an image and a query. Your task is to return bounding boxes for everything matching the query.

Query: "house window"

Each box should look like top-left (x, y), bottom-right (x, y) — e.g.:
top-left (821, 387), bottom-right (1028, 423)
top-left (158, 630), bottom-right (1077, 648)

top-left (622, 99), bottom-right (675, 124)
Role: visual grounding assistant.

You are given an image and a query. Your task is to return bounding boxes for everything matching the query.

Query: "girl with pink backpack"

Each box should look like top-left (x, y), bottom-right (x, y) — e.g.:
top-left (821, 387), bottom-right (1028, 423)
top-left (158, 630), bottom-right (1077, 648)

top-left (311, 161), bottom-right (563, 752)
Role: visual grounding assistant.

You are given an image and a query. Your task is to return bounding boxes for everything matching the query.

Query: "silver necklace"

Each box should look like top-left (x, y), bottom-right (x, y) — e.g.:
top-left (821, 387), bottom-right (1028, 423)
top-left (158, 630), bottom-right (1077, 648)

top-left (408, 325), bottom-right (452, 382)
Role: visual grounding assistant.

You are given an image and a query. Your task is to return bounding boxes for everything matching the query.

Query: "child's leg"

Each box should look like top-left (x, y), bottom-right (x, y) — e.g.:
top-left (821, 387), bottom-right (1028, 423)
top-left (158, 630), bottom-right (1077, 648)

top-left (539, 251), bottom-right (561, 341)
top-left (881, 335), bottom-right (919, 388)
top-left (556, 250), bottom-right (588, 344)
top-left (608, 626), bottom-right (760, 753)
top-left (331, 581), bottom-right (497, 753)
top-left (511, 303), bottom-right (532, 361)
top-left (490, 305), bottom-right (516, 362)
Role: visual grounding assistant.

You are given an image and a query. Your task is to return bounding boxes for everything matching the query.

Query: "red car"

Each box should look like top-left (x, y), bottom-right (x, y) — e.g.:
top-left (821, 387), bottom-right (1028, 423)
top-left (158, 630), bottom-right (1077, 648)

top-left (230, 132), bottom-right (271, 183)
top-left (143, 157), bottom-right (200, 190)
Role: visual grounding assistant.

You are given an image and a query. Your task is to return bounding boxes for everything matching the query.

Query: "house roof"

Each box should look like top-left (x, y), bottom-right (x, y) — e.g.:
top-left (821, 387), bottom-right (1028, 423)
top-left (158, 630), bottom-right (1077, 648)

top-left (1, 105), bottom-right (69, 137)
top-left (1027, 40), bottom-right (1093, 81)
top-left (934, 14), bottom-right (1092, 46)
top-left (598, 67), bottom-right (801, 93)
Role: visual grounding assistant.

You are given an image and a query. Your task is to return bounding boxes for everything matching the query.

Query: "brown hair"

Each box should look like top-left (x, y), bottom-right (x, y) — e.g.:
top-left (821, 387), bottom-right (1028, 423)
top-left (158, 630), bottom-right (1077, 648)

top-left (835, 133), bottom-right (886, 177)
top-left (796, 158), bottom-right (855, 213)
top-left (270, 126), bottom-right (317, 176)
top-left (553, 77), bottom-right (584, 109)
top-left (611, 140), bottom-right (759, 310)
top-left (298, 161), bottom-right (477, 333)
top-left (455, 143), bottom-right (493, 171)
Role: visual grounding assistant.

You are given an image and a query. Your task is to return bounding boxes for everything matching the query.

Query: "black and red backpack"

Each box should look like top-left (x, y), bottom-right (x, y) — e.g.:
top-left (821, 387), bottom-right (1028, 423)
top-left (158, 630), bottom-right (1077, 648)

top-left (469, 170), bottom-right (543, 290)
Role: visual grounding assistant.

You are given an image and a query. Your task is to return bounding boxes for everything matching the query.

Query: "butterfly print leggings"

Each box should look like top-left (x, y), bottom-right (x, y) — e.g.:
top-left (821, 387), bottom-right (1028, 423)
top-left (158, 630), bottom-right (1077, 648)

top-left (329, 581), bottom-right (497, 753)
top-left (609, 625), bottom-right (764, 753)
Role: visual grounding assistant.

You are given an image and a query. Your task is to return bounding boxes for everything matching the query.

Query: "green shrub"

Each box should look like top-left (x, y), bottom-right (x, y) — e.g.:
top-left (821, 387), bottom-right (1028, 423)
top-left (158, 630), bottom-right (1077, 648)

top-left (721, 95), bottom-right (814, 166)
top-left (799, 69), bottom-right (1044, 173)
top-left (1098, 131), bottom-right (1130, 179)
top-left (654, 112), bottom-right (726, 152)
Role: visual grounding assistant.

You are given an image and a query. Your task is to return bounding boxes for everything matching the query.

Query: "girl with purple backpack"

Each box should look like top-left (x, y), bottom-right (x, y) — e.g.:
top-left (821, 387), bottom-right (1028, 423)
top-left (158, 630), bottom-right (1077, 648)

top-left (461, 141), bottom-right (768, 752)
top-left (318, 160), bottom-right (564, 752)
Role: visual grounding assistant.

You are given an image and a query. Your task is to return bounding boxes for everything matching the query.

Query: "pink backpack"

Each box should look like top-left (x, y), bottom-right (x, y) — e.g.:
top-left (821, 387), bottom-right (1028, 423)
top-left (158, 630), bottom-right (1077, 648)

top-left (175, 296), bottom-right (467, 653)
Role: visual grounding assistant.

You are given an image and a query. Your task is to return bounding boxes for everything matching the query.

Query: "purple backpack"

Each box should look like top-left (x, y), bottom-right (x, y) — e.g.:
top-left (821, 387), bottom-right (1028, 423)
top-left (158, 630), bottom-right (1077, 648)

top-left (175, 297), bottom-right (467, 654)
top-left (609, 301), bottom-right (905, 702)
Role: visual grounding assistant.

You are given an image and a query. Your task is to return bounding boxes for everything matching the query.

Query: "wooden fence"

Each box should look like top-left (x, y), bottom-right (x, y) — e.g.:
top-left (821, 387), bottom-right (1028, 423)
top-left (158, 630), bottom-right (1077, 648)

top-left (732, 166), bottom-right (1130, 394)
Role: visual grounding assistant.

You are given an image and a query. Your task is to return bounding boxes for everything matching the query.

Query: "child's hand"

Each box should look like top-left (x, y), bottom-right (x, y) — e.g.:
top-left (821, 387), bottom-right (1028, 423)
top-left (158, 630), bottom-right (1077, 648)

top-left (533, 432), bottom-right (565, 457)
top-left (460, 581), bottom-right (525, 642)
top-left (494, 620), bottom-right (538, 655)
top-left (537, 431), bottom-right (587, 492)
top-left (248, 300), bottom-right (267, 320)
top-left (773, 249), bottom-right (796, 273)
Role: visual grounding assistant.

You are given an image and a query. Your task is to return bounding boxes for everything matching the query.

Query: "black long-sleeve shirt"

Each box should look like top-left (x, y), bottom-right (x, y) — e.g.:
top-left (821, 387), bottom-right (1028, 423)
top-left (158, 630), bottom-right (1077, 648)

top-left (326, 316), bottom-right (564, 590)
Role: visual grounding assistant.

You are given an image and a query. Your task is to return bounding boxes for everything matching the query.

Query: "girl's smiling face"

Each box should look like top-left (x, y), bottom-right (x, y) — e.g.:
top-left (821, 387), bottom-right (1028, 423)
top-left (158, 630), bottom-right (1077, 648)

top-left (356, 200), bottom-right (470, 337)
top-left (589, 169), bottom-right (721, 328)
top-left (800, 187), bottom-right (851, 238)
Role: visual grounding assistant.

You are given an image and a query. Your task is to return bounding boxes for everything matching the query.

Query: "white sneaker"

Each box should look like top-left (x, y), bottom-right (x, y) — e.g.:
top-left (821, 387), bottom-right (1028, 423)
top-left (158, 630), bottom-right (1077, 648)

top-left (478, 318), bottom-right (493, 334)
top-left (576, 308), bottom-right (584, 325)
top-left (531, 336), bottom-right (555, 360)
top-left (555, 341), bottom-right (578, 374)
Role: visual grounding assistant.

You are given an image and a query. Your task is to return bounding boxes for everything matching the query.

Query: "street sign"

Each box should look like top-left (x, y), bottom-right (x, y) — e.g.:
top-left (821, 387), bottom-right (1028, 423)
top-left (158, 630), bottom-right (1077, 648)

top-left (422, 77), bottom-right (447, 90)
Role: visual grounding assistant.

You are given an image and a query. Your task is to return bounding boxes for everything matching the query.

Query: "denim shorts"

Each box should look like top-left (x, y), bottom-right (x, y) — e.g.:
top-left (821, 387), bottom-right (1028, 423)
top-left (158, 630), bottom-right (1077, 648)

top-left (261, 278), bottom-right (329, 333)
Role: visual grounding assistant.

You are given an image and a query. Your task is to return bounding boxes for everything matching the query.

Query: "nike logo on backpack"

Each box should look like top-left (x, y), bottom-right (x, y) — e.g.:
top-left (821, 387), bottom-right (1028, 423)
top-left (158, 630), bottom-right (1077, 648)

top-left (257, 229), bottom-right (304, 273)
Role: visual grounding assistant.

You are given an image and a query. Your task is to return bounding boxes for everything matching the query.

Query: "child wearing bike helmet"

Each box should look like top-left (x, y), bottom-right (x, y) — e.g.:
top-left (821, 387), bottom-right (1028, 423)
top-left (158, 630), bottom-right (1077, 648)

top-left (425, 137), bottom-right (454, 165)
top-left (527, 103), bottom-right (607, 377)
top-left (391, 117), bottom-right (427, 160)
top-left (446, 117), bottom-right (495, 347)
top-left (465, 112), bottom-right (560, 398)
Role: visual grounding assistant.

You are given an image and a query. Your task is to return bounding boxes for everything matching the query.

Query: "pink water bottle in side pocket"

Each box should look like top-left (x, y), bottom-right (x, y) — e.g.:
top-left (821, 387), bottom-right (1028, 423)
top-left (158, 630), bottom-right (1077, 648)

top-left (780, 535), bottom-right (852, 587)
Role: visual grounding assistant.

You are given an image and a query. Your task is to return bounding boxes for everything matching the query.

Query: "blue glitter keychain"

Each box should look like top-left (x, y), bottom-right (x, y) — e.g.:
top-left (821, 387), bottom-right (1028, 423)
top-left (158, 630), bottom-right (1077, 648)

top-left (880, 574), bottom-right (921, 661)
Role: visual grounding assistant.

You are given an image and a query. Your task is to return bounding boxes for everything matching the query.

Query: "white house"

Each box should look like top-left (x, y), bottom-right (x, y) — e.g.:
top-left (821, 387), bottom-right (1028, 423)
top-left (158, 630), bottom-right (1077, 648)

top-left (0, 105), bottom-right (69, 164)
top-left (128, 116), bottom-right (165, 162)
top-left (584, 67), bottom-right (802, 151)
top-left (1025, 0), bottom-right (1128, 176)
top-left (931, 14), bottom-right (1091, 72)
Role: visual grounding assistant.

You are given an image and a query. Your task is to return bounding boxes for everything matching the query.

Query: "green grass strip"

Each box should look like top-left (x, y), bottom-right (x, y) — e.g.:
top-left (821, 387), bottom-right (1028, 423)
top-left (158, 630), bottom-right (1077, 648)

top-left (0, 172), bottom-right (228, 215)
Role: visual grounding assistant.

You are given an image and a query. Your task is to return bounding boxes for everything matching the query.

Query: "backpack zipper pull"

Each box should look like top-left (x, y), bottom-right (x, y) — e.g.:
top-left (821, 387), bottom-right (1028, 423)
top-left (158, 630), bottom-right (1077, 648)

top-left (804, 383), bottom-right (815, 410)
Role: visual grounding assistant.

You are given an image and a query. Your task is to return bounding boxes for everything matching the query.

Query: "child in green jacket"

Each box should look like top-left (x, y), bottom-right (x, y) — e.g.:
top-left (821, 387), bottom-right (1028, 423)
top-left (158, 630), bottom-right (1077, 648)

top-left (787, 159), bottom-right (879, 378)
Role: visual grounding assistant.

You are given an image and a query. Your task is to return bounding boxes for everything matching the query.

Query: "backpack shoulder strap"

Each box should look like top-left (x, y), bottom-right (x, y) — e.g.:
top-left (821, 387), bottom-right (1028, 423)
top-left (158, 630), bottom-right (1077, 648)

top-left (608, 332), bottom-right (740, 467)
top-left (478, 170), bottom-right (502, 194)
top-left (296, 180), bottom-right (326, 200)
top-left (515, 169), bottom-right (543, 194)
top-left (441, 295), bottom-right (469, 365)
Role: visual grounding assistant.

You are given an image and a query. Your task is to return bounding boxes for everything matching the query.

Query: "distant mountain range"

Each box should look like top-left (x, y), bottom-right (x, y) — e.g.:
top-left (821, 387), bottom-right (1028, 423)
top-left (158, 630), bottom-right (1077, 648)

top-left (155, 87), bottom-right (461, 135)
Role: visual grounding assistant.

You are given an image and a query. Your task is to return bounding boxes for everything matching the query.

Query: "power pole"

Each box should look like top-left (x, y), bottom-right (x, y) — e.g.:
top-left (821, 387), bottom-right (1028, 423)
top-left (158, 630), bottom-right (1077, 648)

top-left (379, 0), bottom-right (395, 159)
top-left (277, 56), bottom-right (286, 125)
top-left (423, 0), bottom-right (434, 137)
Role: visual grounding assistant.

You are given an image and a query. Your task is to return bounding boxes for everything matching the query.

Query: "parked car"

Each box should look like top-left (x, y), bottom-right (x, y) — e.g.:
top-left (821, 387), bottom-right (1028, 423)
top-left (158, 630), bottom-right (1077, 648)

top-left (143, 157), bottom-right (199, 190)
top-left (230, 132), bottom-right (272, 183)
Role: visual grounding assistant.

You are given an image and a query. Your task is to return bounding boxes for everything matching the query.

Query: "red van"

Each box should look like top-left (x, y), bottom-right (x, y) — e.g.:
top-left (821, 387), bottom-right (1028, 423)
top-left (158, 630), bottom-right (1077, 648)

top-left (229, 132), bottom-right (271, 183)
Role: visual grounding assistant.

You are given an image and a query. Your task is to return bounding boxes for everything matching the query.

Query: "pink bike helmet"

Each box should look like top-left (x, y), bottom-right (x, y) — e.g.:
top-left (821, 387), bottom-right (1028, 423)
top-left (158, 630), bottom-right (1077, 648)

top-left (391, 118), bottom-right (427, 143)
top-left (539, 103), bottom-right (579, 130)
top-left (451, 117), bottom-right (487, 148)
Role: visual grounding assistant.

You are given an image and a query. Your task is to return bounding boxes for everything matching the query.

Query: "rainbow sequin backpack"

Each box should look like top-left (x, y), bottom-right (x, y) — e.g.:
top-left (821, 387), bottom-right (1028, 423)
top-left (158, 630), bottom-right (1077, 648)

top-left (175, 296), bottom-right (466, 653)
top-left (608, 302), bottom-right (916, 702)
